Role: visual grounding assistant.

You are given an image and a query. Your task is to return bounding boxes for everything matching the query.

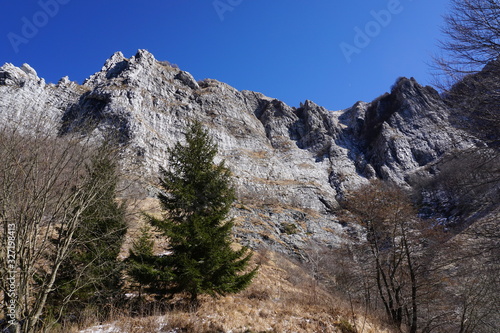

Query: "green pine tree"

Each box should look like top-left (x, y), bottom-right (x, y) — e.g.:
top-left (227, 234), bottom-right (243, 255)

top-left (47, 144), bottom-right (127, 320)
top-left (127, 225), bottom-right (172, 297)
top-left (144, 121), bottom-right (257, 303)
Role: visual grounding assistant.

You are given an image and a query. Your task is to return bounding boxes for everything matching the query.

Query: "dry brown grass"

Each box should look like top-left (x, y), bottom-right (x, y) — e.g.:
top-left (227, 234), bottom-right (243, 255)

top-left (241, 149), bottom-right (269, 159)
top-left (71, 249), bottom-right (395, 333)
top-left (55, 195), bottom-right (396, 333)
top-left (298, 162), bottom-right (315, 169)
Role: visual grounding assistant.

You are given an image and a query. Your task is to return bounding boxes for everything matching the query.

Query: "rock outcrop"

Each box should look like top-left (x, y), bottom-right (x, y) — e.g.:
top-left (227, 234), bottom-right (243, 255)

top-left (0, 50), bottom-right (481, 254)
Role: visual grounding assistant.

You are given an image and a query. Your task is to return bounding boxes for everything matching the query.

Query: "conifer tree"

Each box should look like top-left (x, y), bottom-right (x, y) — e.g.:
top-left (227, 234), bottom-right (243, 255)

top-left (144, 121), bottom-right (256, 303)
top-left (47, 144), bottom-right (127, 320)
top-left (127, 226), bottom-right (172, 297)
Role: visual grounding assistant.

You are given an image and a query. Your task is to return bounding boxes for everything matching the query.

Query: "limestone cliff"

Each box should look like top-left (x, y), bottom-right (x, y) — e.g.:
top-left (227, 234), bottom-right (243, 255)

top-left (0, 50), bottom-right (480, 254)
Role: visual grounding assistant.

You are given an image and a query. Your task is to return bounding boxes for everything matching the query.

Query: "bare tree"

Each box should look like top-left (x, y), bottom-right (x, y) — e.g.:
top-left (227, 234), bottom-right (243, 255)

top-left (434, 0), bottom-right (500, 83)
top-left (431, 4), bottom-right (500, 328)
top-left (448, 211), bottom-right (500, 333)
top-left (302, 240), bottom-right (329, 304)
top-left (0, 115), bottom-right (123, 333)
top-left (434, 0), bottom-right (500, 148)
top-left (342, 180), bottom-right (430, 333)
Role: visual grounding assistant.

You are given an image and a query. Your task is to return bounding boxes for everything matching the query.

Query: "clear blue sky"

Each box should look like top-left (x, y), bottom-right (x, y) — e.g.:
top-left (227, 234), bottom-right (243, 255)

top-left (1, 0), bottom-right (450, 110)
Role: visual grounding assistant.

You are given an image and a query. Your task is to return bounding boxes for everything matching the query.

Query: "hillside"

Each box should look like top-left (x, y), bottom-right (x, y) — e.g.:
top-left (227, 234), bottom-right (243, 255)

top-left (0, 50), bottom-right (498, 333)
top-left (0, 49), bottom-right (481, 254)
top-left (75, 249), bottom-right (394, 333)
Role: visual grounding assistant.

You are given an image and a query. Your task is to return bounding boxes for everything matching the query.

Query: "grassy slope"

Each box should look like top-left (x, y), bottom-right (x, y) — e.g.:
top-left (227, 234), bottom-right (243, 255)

top-left (70, 248), bottom-right (394, 333)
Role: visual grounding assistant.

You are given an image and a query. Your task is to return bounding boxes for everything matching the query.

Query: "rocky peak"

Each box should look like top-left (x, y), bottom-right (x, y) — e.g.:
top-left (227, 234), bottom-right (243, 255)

top-left (337, 77), bottom-right (478, 182)
top-left (446, 58), bottom-right (500, 148)
top-left (0, 50), bottom-right (484, 255)
top-left (292, 99), bottom-right (338, 153)
top-left (83, 49), bottom-right (199, 92)
top-left (0, 62), bottom-right (45, 87)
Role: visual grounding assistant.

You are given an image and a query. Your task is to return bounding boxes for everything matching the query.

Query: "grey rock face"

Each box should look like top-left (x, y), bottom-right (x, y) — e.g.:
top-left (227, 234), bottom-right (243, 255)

top-left (338, 77), bottom-right (478, 184)
top-left (0, 51), bottom-right (481, 255)
top-left (0, 62), bottom-right (81, 135)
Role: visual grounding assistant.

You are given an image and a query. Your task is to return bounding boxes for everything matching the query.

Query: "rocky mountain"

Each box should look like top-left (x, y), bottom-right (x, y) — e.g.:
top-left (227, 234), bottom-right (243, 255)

top-left (0, 49), bottom-right (481, 254)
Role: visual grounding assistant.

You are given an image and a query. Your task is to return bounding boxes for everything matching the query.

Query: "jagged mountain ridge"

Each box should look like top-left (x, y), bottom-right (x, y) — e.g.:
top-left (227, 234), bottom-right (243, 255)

top-left (0, 49), bottom-right (479, 253)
